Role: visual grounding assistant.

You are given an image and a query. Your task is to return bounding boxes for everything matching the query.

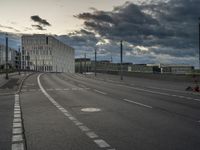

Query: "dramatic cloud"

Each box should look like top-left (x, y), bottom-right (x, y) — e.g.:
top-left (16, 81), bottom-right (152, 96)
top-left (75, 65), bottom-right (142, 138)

top-left (32, 25), bottom-right (46, 31)
top-left (31, 15), bottom-right (51, 26)
top-left (30, 15), bottom-right (51, 31)
top-left (74, 0), bottom-right (199, 66)
top-left (0, 24), bottom-right (21, 32)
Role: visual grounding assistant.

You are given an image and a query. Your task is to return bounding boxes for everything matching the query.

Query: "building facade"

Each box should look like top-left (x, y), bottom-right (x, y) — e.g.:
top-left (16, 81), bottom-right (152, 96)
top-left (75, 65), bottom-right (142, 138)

top-left (22, 34), bottom-right (75, 73)
top-left (0, 44), bottom-right (18, 69)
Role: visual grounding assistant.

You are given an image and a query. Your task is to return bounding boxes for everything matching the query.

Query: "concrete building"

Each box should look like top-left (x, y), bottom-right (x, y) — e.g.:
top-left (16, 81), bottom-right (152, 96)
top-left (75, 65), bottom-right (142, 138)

top-left (22, 34), bottom-right (75, 73)
top-left (0, 44), bottom-right (18, 70)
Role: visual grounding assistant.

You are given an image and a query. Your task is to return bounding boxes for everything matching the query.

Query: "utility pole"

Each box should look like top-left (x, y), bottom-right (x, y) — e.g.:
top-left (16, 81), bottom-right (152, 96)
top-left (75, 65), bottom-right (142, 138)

top-left (5, 33), bottom-right (8, 80)
top-left (199, 18), bottom-right (200, 69)
top-left (27, 52), bottom-right (30, 73)
top-left (35, 57), bottom-right (37, 72)
top-left (43, 59), bottom-right (44, 72)
top-left (95, 48), bottom-right (97, 76)
top-left (84, 53), bottom-right (86, 75)
top-left (120, 40), bottom-right (123, 80)
top-left (18, 46), bottom-right (21, 75)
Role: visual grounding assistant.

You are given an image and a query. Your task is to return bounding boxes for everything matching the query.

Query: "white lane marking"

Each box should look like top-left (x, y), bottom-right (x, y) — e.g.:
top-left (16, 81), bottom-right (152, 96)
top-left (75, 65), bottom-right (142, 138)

top-left (13, 123), bottom-right (22, 128)
top-left (37, 73), bottom-right (115, 149)
top-left (94, 89), bottom-right (107, 95)
top-left (12, 94), bottom-right (24, 150)
top-left (55, 88), bottom-right (62, 91)
top-left (94, 139), bottom-right (110, 148)
top-left (21, 89), bottom-right (27, 92)
top-left (86, 132), bottom-right (98, 139)
top-left (14, 111), bottom-right (21, 114)
top-left (147, 86), bottom-right (200, 96)
top-left (13, 128), bottom-right (23, 134)
top-left (14, 114), bottom-right (21, 118)
top-left (13, 118), bottom-right (22, 123)
top-left (12, 135), bottom-right (23, 142)
top-left (123, 99), bottom-right (153, 109)
top-left (29, 89), bottom-right (36, 92)
top-left (118, 84), bottom-right (200, 103)
top-left (12, 143), bottom-right (24, 150)
top-left (73, 120), bottom-right (83, 126)
top-left (79, 125), bottom-right (90, 132)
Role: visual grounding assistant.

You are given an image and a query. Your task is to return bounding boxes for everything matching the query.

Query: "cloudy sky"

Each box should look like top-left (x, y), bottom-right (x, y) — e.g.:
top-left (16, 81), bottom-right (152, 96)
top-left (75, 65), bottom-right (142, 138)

top-left (0, 0), bottom-right (199, 67)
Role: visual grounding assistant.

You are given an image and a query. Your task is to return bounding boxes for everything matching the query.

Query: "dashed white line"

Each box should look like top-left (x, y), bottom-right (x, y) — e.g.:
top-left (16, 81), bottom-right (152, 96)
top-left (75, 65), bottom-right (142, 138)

top-left (12, 143), bottom-right (24, 150)
top-left (118, 84), bottom-right (200, 103)
top-left (37, 73), bottom-right (115, 150)
top-left (13, 128), bottom-right (23, 134)
top-left (12, 135), bottom-right (23, 142)
top-left (13, 123), bottom-right (22, 128)
top-left (79, 125), bottom-right (90, 132)
top-left (94, 139), bottom-right (110, 148)
top-left (12, 94), bottom-right (24, 150)
top-left (86, 132), bottom-right (98, 139)
top-left (94, 89), bottom-right (107, 95)
top-left (123, 99), bottom-right (153, 109)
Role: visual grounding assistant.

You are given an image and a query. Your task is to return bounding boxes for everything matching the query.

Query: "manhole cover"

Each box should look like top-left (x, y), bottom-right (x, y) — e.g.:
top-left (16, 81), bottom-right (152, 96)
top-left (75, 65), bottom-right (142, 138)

top-left (81, 108), bottom-right (101, 112)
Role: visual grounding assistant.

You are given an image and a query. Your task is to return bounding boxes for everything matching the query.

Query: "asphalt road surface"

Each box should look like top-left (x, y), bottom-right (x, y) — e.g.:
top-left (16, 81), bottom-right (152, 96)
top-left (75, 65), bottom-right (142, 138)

top-left (1, 72), bottom-right (200, 150)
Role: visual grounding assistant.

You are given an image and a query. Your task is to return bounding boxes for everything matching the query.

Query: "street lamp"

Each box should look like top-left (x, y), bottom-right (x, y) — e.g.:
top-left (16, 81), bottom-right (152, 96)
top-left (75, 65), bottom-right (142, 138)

top-left (120, 40), bottom-right (123, 80)
top-left (5, 33), bottom-right (8, 80)
top-left (199, 18), bottom-right (200, 69)
top-left (94, 47), bottom-right (97, 76)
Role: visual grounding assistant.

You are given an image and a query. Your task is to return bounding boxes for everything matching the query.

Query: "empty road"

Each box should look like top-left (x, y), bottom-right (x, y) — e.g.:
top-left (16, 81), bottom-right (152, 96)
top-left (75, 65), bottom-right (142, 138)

top-left (1, 72), bottom-right (200, 150)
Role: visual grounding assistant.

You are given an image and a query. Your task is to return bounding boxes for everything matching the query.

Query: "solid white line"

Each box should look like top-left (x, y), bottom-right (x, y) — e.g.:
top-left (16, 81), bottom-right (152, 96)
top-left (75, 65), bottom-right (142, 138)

top-left (123, 99), bottom-right (153, 109)
top-left (94, 89), bottom-right (107, 95)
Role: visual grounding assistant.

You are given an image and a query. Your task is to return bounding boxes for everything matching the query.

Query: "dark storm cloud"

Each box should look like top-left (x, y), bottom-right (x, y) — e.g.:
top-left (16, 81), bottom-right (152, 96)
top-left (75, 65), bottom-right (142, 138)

top-left (32, 25), bottom-right (46, 31)
top-left (75, 0), bottom-right (199, 59)
top-left (31, 15), bottom-right (51, 26)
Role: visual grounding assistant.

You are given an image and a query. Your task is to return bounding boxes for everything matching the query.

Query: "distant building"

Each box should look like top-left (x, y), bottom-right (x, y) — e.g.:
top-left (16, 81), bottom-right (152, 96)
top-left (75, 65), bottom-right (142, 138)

top-left (159, 64), bottom-right (194, 74)
top-left (22, 34), bottom-right (75, 73)
top-left (0, 44), bottom-right (18, 69)
top-left (75, 58), bottom-right (91, 73)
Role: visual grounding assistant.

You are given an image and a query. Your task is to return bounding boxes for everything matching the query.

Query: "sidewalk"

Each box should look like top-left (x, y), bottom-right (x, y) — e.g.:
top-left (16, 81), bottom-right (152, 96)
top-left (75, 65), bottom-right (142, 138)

top-left (0, 73), bottom-right (9, 87)
top-left (0, 72), bottom-right (28, 95)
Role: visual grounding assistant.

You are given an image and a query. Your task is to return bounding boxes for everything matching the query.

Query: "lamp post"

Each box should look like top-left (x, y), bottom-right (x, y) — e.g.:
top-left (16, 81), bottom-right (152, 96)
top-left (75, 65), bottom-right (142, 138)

top-left (84, 53), bottom-right (86, 75)
top-left (5, 33), bottom-right (8, 80)
top-left (199, 18), bottom-right (200, 69)
top-left (18, 46), bottom-right (21, 75)
top-left (94, 48), bottom-right (97, 76)
top-left (120, 40), bottom-right (123, 80)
